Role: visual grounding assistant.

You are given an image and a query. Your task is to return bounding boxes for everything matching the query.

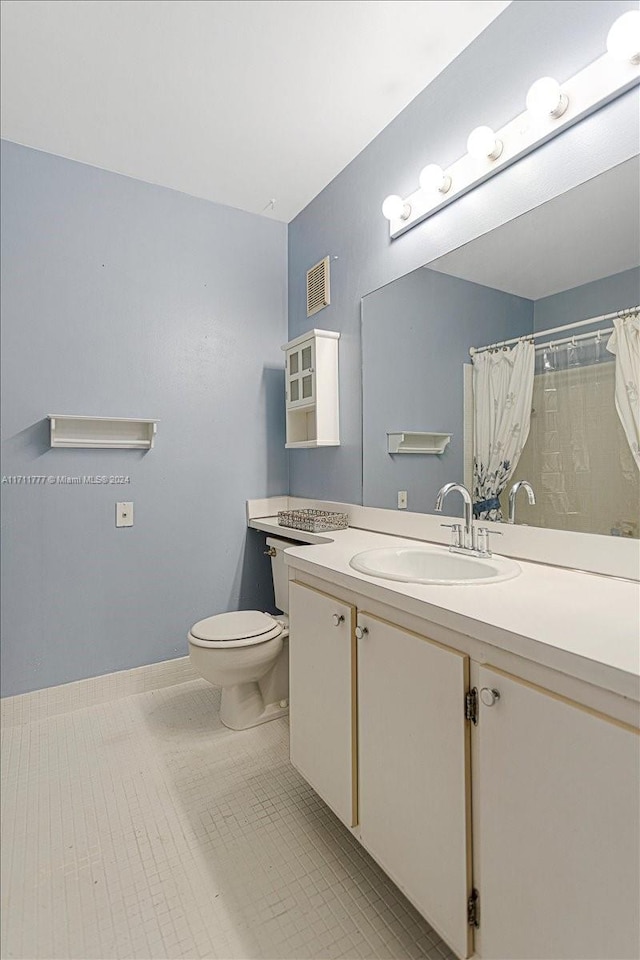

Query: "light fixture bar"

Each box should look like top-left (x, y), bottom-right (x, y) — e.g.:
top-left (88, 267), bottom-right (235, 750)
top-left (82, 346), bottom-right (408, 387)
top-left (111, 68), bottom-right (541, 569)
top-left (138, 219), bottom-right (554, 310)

top-left (387, 52), bottom-right (640, 239)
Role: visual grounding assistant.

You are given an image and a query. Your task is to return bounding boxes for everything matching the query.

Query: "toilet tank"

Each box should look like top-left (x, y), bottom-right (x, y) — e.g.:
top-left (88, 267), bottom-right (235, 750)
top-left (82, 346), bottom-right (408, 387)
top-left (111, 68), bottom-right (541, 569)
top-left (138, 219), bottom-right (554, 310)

top-left (266, 536), bottom-right (297, 614)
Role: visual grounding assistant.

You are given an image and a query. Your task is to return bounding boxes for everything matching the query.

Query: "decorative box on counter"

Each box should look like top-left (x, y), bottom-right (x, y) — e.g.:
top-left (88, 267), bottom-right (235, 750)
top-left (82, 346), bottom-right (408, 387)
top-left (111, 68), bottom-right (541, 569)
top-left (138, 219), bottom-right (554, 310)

top-left (277, 509), bottom-right (349, 533)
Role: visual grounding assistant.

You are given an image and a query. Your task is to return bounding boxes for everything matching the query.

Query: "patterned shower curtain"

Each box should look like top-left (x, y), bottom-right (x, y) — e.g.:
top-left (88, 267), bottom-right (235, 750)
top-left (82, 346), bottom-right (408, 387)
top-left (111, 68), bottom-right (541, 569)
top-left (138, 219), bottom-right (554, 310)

top-left (472, 340), bottom-right (535, 520)
top-left (607, 313), bottom-right (640, 470)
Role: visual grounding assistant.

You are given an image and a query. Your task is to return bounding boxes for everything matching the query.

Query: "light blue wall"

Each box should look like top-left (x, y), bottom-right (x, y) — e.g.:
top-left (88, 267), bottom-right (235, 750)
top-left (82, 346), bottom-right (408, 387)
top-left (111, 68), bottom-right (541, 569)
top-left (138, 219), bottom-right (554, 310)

top-left (1, 140), bottom-right (288, 697)
top-left (534, 267), bottom-right (640, 332)
top-left (288, 0), bottom-right (640, 504)
top-left (362, 269), bottom-right (532, 512)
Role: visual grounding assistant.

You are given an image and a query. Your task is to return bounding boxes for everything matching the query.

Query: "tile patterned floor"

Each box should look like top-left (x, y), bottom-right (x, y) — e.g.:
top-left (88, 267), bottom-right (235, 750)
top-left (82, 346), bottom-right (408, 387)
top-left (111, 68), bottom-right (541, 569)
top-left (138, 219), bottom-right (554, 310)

top-left (1, 677), bottom-right (457, 960)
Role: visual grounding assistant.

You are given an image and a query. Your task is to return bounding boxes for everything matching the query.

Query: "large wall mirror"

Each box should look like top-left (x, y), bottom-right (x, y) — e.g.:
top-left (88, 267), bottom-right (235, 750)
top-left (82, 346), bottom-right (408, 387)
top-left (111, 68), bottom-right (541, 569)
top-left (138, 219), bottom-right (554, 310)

top-left (362, 157), bottom-right (640, 538)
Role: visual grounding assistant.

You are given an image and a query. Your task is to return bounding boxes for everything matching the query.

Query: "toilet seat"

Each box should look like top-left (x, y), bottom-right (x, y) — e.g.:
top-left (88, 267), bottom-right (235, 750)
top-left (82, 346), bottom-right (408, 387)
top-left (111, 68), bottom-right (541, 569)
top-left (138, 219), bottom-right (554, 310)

top-left (188, 610), bottom-right (283, 649)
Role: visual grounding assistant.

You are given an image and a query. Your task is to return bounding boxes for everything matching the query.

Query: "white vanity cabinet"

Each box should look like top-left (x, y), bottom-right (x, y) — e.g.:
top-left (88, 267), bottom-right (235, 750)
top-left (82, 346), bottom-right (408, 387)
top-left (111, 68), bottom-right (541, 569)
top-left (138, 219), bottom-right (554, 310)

top-left (288, 582), bottom-right (356, 827)
top-left (475, 666), bottom-right (640, 960)
top-left (288, 584), bottom-right (473, 957)
top-left (287, 574), bottom-right (639, 960)
top-left (356, 613), bottom-right (472, 960)
top-left (282, 329), bottom-right (340, 448)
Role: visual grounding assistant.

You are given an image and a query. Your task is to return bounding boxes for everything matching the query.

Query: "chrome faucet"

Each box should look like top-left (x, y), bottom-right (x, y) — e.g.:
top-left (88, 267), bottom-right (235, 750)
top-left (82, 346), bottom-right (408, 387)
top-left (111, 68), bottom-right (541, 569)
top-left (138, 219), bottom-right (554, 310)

top-left (508, 480), bottom-right (536, 524)
top-left (435, 482), bottom-right (475, 551)
top-left (435, 482), bottom-right (502, 557)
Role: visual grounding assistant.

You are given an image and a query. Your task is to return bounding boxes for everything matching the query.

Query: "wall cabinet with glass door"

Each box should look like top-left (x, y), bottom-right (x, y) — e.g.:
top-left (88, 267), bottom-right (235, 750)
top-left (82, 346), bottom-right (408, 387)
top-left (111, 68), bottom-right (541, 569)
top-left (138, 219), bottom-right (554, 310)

top-left (282, 329), bottom-right (340, 448)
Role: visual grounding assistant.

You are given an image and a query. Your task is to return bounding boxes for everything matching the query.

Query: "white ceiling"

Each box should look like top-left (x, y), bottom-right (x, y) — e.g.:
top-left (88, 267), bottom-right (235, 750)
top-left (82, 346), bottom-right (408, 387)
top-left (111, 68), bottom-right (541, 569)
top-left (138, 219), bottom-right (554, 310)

top-left (429, 157), bottom-right (640, 300)
top-left (0, 0), bottom-right (509, 222)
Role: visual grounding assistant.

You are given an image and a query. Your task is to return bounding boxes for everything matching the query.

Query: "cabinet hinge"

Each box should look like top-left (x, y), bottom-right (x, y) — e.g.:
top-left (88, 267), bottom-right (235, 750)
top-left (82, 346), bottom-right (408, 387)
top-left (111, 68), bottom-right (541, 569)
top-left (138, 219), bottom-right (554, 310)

top-left (465, 687), bottom-right (478, 725)
top-left (467, 888), bottom-right (480, 928)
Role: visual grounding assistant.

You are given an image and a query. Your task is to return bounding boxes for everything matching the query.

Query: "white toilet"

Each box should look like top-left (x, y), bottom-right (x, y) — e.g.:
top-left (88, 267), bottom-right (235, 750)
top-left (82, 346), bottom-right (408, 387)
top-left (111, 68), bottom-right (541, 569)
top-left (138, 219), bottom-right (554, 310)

top-left (187, 536), bottom-right (294, 730)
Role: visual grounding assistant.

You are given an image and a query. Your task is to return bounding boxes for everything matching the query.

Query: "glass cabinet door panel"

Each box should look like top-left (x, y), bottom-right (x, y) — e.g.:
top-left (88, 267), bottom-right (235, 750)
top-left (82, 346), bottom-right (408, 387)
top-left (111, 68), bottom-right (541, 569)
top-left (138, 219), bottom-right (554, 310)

top-left (302, 375), bottom-right (313, 400)
top-left (301, 345), bottom-right (313, 370)
top-left (289, 351), bottom-right (299, 375)
top-left (290, 379), bottom-right (300, 402)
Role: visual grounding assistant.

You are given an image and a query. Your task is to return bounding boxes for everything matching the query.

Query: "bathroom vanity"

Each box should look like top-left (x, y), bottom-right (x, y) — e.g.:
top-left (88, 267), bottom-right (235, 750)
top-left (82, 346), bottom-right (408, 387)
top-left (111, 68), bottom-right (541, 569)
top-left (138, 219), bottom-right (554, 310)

top-left (248, 502), bottom-right (640, 960)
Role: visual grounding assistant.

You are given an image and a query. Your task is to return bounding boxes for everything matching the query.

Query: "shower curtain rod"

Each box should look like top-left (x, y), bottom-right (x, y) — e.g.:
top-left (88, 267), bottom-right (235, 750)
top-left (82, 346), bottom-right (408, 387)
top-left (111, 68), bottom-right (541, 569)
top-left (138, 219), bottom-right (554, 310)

top-left (469, 304), bottom-right (639, 356)
top-left (534, 326), bottom-right (613, 352)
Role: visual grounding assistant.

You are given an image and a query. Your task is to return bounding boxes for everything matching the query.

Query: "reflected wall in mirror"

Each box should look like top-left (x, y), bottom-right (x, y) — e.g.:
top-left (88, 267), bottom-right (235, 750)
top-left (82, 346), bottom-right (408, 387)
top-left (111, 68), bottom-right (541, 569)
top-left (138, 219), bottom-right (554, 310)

top-left (362, 158), bottom-right (640, 537)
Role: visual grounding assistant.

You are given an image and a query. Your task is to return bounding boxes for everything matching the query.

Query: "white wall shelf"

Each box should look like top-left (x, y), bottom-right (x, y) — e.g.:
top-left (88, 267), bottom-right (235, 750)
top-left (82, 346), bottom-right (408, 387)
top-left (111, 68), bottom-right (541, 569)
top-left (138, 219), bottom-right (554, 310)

top-left (282, 329), bottom-right (340, 448)
top-left (48, 415), bottom-right (159, 449)
top-left (387, 432), bottom-right (452, 455)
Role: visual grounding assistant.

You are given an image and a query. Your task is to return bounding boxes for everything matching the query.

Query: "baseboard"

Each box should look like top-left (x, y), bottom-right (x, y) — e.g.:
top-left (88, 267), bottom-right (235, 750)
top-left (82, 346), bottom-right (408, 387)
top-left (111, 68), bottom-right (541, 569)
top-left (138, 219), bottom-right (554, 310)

top-left (0, 656), bottom-right (198, 727)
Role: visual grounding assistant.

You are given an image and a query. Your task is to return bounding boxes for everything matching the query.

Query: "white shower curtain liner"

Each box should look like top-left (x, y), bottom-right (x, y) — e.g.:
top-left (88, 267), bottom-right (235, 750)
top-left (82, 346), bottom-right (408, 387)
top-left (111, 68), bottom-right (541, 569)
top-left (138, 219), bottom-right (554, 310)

top-left (472, 340), bottom-right (535, 521)
top-left (607, 312), bottom-right (640, 471)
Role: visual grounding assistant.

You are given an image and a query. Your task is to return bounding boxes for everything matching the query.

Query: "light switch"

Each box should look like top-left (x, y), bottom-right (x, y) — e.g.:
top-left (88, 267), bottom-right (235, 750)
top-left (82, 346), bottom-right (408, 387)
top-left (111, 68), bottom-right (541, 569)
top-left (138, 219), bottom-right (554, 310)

top-left (116, 502), bottom-right (134, 527)
top-left (397, 491), bottom-right (407, 510)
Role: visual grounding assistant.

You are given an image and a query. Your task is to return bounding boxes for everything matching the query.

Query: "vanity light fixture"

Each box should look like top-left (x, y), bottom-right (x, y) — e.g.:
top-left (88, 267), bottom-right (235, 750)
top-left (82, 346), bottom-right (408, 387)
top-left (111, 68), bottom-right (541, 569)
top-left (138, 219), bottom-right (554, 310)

top-left (525, 77), bottom-right (569, 120)
top-left (419, 163), bottom-right (452, 194)
top-left (466, 126), bottom-right (503, 161)
top-left (382, 194), bottom-right (411, 221)
top-left (606, 10), bottom-right (640, 64)
top-left (382, 12), bottom-right (640, 239)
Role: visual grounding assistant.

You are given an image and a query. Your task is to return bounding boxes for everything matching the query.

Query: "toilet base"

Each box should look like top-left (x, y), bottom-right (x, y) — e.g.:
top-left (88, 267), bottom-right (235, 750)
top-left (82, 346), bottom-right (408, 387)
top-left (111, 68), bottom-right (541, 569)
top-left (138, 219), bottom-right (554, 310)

top-left (220, 682), bottom-right (289, 730)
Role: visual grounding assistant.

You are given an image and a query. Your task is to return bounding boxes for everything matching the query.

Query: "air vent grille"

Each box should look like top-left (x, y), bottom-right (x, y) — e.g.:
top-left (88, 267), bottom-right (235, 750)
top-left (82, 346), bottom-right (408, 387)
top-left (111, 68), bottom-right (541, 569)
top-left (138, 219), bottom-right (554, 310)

top-left (307, 256), bottom-right (330, 317)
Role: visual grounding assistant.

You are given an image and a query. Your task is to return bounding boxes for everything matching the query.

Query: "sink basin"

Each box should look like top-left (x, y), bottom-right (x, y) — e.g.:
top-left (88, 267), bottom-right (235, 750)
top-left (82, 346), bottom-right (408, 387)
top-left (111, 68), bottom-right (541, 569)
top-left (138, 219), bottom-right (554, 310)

top-left (349, 545), bottom-right (520, 585)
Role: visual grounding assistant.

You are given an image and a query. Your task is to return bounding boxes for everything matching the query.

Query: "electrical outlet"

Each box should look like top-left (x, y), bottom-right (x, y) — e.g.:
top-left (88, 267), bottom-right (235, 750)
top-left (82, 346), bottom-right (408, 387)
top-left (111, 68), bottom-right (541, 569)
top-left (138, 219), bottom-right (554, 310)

top-left (116, 502), bottom-right (134, 527)
top-left (397, 491), bottom-right (408, 510)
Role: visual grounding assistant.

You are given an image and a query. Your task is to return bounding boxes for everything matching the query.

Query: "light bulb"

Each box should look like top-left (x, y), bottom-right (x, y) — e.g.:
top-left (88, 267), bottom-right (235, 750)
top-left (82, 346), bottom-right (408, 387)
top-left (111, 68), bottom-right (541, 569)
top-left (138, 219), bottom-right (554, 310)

top-left (466, 126), bottom-right (503, 161)
top-left (526, 77), bottom-right (569, 119)
top-left (381, 194), bottom-right (411, 221)
top-left (606, 10), bottom-right (640, 64)
top-left (419, 164), bottom-right (452, 194)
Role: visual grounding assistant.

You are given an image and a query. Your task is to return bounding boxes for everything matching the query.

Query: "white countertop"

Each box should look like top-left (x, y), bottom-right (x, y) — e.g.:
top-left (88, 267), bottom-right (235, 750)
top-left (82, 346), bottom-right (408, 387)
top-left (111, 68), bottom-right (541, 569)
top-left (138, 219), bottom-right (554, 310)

top-left (250, 517), bottom-right (640, 702)
top-left (249, 517), bottom-right (335, 545)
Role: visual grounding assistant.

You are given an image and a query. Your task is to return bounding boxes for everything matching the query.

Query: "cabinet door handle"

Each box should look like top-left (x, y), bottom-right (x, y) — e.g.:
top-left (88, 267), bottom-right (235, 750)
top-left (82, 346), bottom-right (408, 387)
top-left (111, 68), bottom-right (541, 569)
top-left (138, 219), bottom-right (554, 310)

top-left (355, 625), bottom-right (368, 640)
top-left (332, 613), bottom-right (345, 627)
top-left (480, 687), bottom-right (501, 707)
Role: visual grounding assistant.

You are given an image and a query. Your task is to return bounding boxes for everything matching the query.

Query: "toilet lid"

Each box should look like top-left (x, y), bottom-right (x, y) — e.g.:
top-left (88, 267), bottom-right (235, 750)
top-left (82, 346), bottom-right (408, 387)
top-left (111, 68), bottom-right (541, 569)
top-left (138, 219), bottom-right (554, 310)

top-left (190, 610), bottom-right (282, 644)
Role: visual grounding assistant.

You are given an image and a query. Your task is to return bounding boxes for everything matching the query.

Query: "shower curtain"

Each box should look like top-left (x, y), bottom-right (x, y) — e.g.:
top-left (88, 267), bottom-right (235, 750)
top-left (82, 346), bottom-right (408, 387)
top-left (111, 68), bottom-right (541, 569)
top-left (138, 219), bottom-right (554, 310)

top-left (607, 313), bottom-right (640, 470)
top-left (472, 340), bottom-right (535, 520)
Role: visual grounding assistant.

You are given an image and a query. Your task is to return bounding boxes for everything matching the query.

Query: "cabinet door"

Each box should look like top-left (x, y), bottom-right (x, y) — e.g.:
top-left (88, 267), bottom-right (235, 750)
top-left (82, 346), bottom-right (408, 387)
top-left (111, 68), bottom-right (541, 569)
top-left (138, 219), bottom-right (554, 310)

top-left (357, 613), bottom-right (472, 959)
top-left (476, 666), bottom-right (640, 960)
top-left (286, 340), bottom-right (315, 408)
top-left (289, 582), bottom-right (356, 827)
